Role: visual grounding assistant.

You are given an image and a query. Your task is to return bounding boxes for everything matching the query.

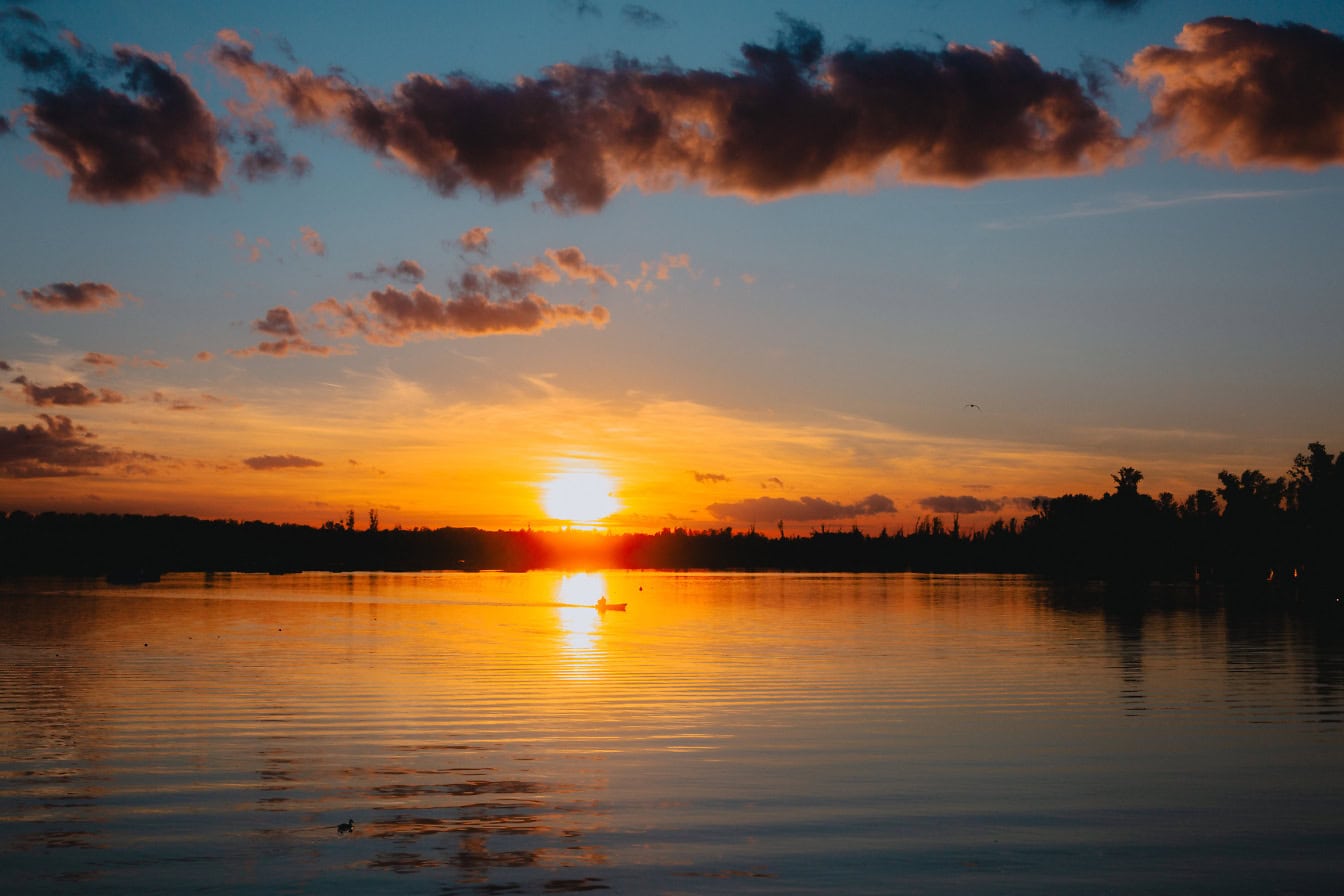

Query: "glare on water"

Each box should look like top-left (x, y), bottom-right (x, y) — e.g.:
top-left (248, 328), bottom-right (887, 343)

top-left (1, 571), bottom-right (1341, 895)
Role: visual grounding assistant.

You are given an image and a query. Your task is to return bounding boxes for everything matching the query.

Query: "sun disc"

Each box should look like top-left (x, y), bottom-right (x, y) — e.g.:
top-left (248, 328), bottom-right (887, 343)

top-left (541, 469), bottom-right (620, 524)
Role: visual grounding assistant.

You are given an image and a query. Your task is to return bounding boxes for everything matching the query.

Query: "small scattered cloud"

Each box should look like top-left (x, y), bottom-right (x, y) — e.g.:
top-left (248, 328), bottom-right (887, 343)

top-left (350, 259), bottom-right (425, 284)
top-left (545, 246), bottom-right (617, 286)
top-left (1056, 0), bottom-right (1146, 14)
top-left (297, 225), bottom-right (326, 256)
top-left (708, 493), bottom-right (895, 523)
top-left (1130, 18), bottom-right (1344, 170)
top-left (315, 266), bottom-right (610, 344)
top-left (194, 351), bottom-right (213, 362)
top-left (456, 226), bottom-right (492, 255)
top-left (82, 351), bottom-right (121, 368)
top-left (243, 453), bottom-right (323, 470)
top-left (692, 471), bottom-right (729, 483)
top-left (625, 253), bottom-right (694, 292)
top-left (230, 305), bottom-right (335, 357)
top-left (19, 281), bottom-right (132, 313)
top-left (762, 477), bottom-right (784, 489)
top-left (11, 375), bottom-right (124, 406)
top-left (622, 4), bottom-right (671, 28)
top-left (234, 231), bottom-right (270, 263)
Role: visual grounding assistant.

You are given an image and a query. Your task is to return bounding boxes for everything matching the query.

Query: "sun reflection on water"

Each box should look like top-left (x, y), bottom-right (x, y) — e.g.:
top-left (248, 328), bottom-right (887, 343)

top-left (554, 572), bottom-right (608, 660)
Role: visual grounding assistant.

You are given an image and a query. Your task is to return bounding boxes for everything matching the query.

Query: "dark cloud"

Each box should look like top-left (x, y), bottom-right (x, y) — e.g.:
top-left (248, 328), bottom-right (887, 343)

top-left (918, 495), bottom-right (1002, 514)
top-left (0, 113), bottom-right (10, 136)
top-left (692, 471), bottom-right (728, 483)
top-left (0, 413), bottom-right (145, 477)
top-left (211, 20), bottom-right (1130, 213)
top-left (1057, 0), bottom-right (1145, 14)
top-left (0, 360), bottom-right (12, 371)
top-left (3, 17), bottom-right (228, 202)
top-left (19, 281), bottom-right (129, 313)
top-left (350, 259), bottom-right (426, 284)
top-left (315, 265), bottom-right (610, 344)
top-left (243, 453), bottom-right (323, 470)
top-left (622, 5), bottom-right (671, 29)
top-left (1130, 18), bottom-right (1344, 169)
top-left (707, 493), bottom-right (895, 523)
top-left (11, 375), bottom-right (124, 406)
top-left (235, 123), bottom-right (311, 181)
top-left (230, 306), bottom-right (334, 357)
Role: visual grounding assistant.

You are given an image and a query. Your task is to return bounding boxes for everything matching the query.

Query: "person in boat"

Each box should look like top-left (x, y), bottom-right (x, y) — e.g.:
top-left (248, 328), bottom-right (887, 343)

top-left (596, 597), bottom-right (607, 610)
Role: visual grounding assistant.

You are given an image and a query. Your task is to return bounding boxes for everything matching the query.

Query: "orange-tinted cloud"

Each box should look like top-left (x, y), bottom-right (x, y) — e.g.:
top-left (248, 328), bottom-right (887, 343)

top-left (1130, 18), bottom-right (1344, 169)
top-left (19, 281), bottom-right (131, 313)
top-left (230, 306), bottom-right (334, 357)
top-left (243, 453), bottom-right (322, 470)
top-left (82, 351), bottom-right (122, 368)
top-left (11, 375), bottom-right (124, 406)
top-left (456, 226), bottom-right (492, 254)
top-left (4, 14), bottom-right (227, 202)
top-left (298, 225), bottom-right (325, 256)
top-left (0, 414), bottom-right (145, 478)
top-left (316, 278), bottom-right (610, 345)
top-left (350, 259), bottom-right (425, 283)
top-left (545, 247), bottom-right (617, 285)
top-left (707, 493), bottom-right (895, 523)
top-left (211, 19), bottom-right (1130, 212)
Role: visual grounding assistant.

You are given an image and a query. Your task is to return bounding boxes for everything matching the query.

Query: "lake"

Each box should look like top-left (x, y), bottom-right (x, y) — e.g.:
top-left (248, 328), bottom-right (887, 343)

top-left (1, 571), bottom-right (1341, 894)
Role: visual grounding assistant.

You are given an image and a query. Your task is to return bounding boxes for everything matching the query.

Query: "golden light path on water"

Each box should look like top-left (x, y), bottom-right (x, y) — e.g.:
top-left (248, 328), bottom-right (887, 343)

top-left (1, 571), bottom-right (1342, 894)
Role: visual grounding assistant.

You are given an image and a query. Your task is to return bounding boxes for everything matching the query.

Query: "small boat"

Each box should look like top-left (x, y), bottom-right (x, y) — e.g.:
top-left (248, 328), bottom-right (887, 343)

top-left (595, 598), bottom-right (627, 612)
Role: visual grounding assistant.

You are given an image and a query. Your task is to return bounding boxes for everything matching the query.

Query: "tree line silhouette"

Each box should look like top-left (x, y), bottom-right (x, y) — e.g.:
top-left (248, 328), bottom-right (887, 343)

top-left (2, 442), bottom-right (1340, 596)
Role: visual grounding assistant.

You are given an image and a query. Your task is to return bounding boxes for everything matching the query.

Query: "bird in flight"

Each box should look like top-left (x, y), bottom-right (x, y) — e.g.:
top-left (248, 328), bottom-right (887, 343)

top-left (964, 403), bottom-right (981, 410)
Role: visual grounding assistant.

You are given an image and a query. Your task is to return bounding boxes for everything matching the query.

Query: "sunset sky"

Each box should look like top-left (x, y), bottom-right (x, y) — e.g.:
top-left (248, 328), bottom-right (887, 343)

top-left (3, 0), bottom-right (1343, 534)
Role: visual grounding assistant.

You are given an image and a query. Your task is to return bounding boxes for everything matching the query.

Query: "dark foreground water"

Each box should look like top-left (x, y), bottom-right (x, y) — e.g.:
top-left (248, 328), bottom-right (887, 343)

top-left (1, 571), bottom-right (1341, 894)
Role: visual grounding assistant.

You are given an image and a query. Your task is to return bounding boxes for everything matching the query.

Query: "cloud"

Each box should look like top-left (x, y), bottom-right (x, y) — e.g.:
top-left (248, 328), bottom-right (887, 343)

top-left (243, 453), bottom-right (323, 470)
top-left (350, 259), bottom-right (426, 283)
top-left (622, 5), bottom-right (671, 29)
top-left (210, 18), bottom-right (1131, 213)
top-left (0, 413), bottom-right (145, 477)
top-left (19, 281), bottom-right (131, 313)
top-left (11, 375), bottom-right (125, 406)
top-left (917, 495), bottom-right (1002, 514)
top-left (233, 119), bottom-right (311, 181)
top-left (545, 246), bottom-right (617, 285)
top-left (0, 360), bottom-right (11, 371)
top-left (1057, 0), bottom-right (1145, 13)
top-left (1130, 18), bottom-right (1344, 169)
top-left (82, 351), bottom-right (121, 367)
top-left (4, 17), bottom-right (227, 202)
top-left (763, 476), bottom-right (784, 488)
top-left (707, 493), bottom-right (896, 523)
top-left (194, 351), bottom-right (213, 362)
top-left (625, 252), bottom-right (693, 291)
top-left (231, 306), bottom-right (335, 357)
top-left (456, 226), bottom-right (492, 254)
top-left (234, 231), bottom-right (270, 263)
top-left (315, 268), bottom-right (610, 344)
top-left (692, 470), bottom-right (729, 483)
top-left (298, 225), bottom-right (325, 256)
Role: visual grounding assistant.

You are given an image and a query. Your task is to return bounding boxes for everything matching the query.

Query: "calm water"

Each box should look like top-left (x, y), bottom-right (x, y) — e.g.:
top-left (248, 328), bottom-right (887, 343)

top-left (1, 571), bottom-right (1341, 894)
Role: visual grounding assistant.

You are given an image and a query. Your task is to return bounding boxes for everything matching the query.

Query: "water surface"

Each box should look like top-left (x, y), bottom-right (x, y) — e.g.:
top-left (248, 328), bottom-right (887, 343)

top-left (2, 572), bottom-right (1341, 894)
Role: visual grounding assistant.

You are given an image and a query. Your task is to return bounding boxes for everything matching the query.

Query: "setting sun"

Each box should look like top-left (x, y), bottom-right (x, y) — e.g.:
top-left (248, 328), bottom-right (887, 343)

top-left (541, 468), bottom-right (621, 525)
